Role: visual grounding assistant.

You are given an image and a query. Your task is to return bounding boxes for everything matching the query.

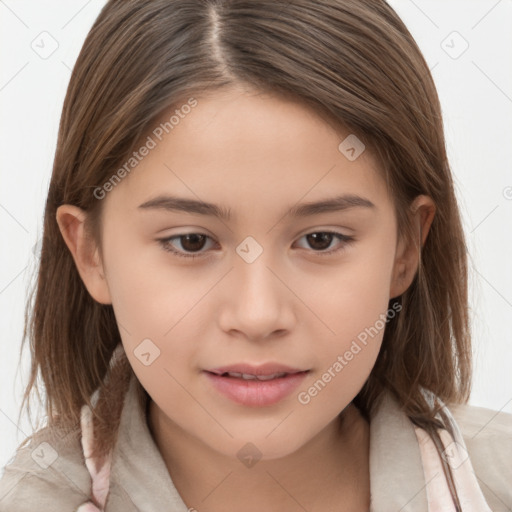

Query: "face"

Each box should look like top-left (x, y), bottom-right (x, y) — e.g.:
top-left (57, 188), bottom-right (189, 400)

top-left (67, 85), bottom-right (413, 461)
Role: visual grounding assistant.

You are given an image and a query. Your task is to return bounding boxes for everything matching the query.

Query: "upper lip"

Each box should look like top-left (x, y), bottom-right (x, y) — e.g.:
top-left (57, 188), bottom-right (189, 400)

top-left (206, 363), bottom-right (309, 377)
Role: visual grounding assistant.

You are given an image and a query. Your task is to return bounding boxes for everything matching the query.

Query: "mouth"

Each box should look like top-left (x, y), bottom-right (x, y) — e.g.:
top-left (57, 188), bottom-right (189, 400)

top-left (203, 364), bottom-right (310, 407)
top-left (209, 371), bottom-right (302, 381)
top-left (206, 363), bottom-right (309, 378)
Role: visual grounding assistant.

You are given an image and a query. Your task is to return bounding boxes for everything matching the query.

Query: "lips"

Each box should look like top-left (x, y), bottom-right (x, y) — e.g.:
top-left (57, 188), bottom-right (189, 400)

top-left (204, 363), bottom-right (310, 407)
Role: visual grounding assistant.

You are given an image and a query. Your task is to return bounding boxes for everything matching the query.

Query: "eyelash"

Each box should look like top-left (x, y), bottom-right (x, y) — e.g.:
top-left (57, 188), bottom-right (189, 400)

top-left (157, 230), bottom-right (355, 260)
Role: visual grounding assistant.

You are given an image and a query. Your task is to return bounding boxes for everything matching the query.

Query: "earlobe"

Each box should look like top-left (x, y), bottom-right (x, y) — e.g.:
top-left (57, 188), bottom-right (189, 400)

top-left (389, 195), bottom-right (436, 299)
top-left (389, 243), bottom-right (411, 299)
top-left (56, 205), bottom-right (112, 305)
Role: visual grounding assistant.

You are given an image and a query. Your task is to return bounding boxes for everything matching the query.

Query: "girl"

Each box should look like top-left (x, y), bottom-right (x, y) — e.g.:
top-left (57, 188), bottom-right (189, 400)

top-left (1, 1), bottom-right (511, 511)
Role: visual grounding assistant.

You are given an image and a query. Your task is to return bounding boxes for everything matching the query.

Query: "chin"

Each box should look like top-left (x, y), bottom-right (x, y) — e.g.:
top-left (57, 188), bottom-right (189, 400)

top-left (202, 428), bottom-right (312, 463)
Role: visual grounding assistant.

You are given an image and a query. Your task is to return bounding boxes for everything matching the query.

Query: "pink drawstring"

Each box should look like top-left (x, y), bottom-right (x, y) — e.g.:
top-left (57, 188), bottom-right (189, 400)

top-left (414, 417), bottom-right (492, 511)
top-left (75, 398), bottom-right (113, 512)
top-left (415, 427), bottom-right (458, 510)
top-left (75, 344), bottom-right (126, 511)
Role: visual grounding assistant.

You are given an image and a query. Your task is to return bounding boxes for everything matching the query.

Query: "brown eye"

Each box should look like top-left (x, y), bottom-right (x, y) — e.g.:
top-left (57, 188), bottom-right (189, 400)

top-left (295, 231), bottom-right (355, 256)
top-left (305, 232), bottom-right (335, 251)
top-left (158, 233), bottom-right (216, 259)
top-left (178, 234), bottom-right (208, 252)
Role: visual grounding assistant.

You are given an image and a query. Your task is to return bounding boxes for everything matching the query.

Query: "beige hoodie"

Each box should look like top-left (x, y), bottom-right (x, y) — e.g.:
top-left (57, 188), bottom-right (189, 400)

top-left (0, 372), bottom-right (511, 511)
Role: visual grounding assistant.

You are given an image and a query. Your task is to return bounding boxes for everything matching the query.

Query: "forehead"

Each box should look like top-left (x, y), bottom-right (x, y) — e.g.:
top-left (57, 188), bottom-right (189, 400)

top-left (103, 87), bottom-right (390, 218)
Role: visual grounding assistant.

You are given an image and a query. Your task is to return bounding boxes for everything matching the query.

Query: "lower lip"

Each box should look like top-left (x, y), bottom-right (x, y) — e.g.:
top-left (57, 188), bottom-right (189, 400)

top-left (204, 371), bottom-right (309, 407)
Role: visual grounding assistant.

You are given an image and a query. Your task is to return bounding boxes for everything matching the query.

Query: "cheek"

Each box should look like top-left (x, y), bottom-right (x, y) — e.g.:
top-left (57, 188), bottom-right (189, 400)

top-left (102, 223), bottom-right (197, 330)
top-left (101, 226), bottom-right (206, 376)
top-left (294, 235), bottom-right (395, 407)
top-left (300, 232), bottom-right (395, 345)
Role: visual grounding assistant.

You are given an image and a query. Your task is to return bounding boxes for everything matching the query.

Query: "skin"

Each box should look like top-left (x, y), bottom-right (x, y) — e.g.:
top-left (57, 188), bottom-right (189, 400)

top-left (57, 84), bottom-right (435, 511)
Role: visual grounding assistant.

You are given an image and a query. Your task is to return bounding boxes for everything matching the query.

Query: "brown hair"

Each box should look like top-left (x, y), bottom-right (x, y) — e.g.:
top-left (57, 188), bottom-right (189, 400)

top-left (18, 0), bottom-right (471, 505)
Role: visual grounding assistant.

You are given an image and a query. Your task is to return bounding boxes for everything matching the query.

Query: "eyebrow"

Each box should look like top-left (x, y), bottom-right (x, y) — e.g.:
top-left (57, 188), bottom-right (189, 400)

top-left (137, 194), bottom-right (376, 221)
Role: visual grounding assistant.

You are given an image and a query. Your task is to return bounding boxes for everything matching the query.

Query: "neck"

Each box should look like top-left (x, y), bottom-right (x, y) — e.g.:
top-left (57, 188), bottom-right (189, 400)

top-left (148, 401), bottom-right (371, 512)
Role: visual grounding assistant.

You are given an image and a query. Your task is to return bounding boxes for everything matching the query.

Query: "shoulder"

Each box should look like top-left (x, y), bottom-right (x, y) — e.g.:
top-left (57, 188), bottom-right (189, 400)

top-left (447, 401), bottom-right (512, 511)
top-left (0, 425), bottom-right (91, 511)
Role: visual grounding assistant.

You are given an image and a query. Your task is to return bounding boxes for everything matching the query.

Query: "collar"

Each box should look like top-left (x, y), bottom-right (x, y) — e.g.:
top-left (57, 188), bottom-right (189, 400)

top-left (369, 391), bottom-right (428, 511)
top-left (108, 373), bottom-right (189, 511)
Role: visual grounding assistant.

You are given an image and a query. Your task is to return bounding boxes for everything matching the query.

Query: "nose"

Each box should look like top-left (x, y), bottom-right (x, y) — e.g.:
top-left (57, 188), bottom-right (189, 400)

top-left (217, 253), bottom-right (295, 342)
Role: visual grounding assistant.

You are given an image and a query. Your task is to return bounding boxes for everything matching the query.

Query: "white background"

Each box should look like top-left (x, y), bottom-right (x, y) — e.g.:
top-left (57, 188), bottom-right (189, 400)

top-left (1, 0), bottom-right (511, 472)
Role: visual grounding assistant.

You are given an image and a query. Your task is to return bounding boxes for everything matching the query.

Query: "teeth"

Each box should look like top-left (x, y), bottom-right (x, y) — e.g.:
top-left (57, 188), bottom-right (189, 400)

top-left (254, 373), bottom-right (287, 380)
top-left (224, 371), bottom-right (288, 380)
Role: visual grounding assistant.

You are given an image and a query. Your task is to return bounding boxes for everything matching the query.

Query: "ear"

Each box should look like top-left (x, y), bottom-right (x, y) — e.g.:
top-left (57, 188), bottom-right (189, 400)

top-left (56, 205), bottom-right (112, 305)
top-left (389, 195), bottom-right (436, 299)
